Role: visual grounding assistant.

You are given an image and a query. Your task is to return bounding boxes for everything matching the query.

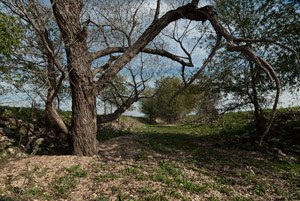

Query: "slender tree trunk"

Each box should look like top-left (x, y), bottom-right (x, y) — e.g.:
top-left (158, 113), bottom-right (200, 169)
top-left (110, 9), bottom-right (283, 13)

top-left (44, 51), bottom-right (69, 135)
top-left (45, 101), bottom-right (68, 134)
top-left (249, 65), bottom-right (266, 136)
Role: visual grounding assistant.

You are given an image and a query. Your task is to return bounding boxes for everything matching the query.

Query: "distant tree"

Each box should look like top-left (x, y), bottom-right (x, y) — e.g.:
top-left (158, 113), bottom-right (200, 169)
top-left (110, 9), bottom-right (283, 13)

top-left (141, 77), bottom-right (198, 123)
top-left (196, 87), bottom-right (220, 121)
top-left (0, 12), bottom-right (22, 94)
top-left (140, 89), bottom-right (157, 123)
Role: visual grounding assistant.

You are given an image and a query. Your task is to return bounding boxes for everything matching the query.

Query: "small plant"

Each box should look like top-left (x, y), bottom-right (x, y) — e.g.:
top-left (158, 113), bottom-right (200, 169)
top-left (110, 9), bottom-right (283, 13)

top-left (65, 165), bottom-right (87, 177)
top-left (51, 174), bottom-right (76, 196)
top-left (137, 149), bottom-right (148, 160)
top-left (209, 196), bottom-right (220, 201)
top-left (231, 196), bottom-right (253, 201)
top-left (159, 162), bottom-right (182, 177)
top-left (180, 178), bottom-right (207, 193)
top-left (252, 183), bottom-right (268, 196)
top-left (138, 187), bottom-right (155, 194)
top-left (0, 195), bottom-right (18, 201)
top-left (120, 167), bottom-right (138, 175)
top-left (26, 186), bottom-right (43, 196)
top-left (144, 193), bottom-right (169, 201)
top-left (152, 168), bottom-right (170, 184)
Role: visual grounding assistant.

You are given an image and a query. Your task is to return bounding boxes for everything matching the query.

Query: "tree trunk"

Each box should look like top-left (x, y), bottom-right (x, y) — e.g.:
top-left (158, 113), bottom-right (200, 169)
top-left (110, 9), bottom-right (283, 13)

top-left (70, 82), bottom-right (98, 156)
top-left (249, 64), bottom-right (267, 136)
top-left (44, 46), bottom-right (69, 135)
top-left (45, 101), bottom-right (68, 134)
top-left (52, 0), bottom-right (98, 156)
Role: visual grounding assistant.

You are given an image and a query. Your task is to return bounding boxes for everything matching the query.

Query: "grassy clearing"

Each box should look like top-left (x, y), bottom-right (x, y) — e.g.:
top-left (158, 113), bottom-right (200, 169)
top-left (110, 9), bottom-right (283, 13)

top-left (0, 107), bottom-right (299, 200)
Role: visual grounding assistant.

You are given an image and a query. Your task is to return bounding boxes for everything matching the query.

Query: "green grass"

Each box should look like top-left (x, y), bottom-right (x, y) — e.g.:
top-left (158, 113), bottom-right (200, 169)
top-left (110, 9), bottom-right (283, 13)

top-left (97, 126), bottom-right (132, 141)
top-left (65, 165), bottom-right (88, 177)
top-left (120, 167), bottom-right (139, 175)
top-left (132, 111), bottom-right (299, 200)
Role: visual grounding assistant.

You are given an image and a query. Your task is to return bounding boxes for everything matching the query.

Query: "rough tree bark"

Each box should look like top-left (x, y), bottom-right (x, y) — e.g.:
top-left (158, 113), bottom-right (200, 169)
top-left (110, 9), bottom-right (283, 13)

top-left (52, 0), bottom-right (97, 155)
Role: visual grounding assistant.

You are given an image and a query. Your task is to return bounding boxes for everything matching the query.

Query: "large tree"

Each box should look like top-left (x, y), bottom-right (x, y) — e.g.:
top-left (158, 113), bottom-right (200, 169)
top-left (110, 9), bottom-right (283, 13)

top-left (1, 0), bottom-right (296, 155)
top-left (198, 0), bottom-right (300, 141)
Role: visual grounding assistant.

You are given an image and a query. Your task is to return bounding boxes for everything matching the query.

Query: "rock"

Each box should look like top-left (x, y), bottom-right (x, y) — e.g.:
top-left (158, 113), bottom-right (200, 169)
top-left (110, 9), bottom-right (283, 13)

top-left (0, 136), bottom-right (13, 147)
top-left (35, 138), bottom-right (44, 145)
top-left (277, 149), bottom-right (287, 157)
top-left (18, 126), bottom-right (28, 136)
top-left (29, 123), bottom-right (35, 130)
top-left (7, 147), bottom-right (16, 155)
top-left (31, 138), bottom-right (45, 155)
top-left (16, 119), bottom-right (23, 125)
top-left (0, 135), bottom-right (8, 142)
top-left (16, 152), bottom-right (27, 158)
top-left (1, 152), bottom-right (7, 157)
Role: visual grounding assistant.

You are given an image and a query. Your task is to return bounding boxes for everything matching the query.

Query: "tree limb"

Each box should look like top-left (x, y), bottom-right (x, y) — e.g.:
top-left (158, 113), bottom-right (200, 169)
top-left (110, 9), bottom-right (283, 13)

top-left (90, 46), bottom-right (194, 68)
top-left (153, 0), bottom-right (161, 21)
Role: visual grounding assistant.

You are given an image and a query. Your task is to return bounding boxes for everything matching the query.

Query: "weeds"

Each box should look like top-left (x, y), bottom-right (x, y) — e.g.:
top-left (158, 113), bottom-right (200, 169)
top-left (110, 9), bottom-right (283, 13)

top-left (51, 165), bottom-right (87, 197)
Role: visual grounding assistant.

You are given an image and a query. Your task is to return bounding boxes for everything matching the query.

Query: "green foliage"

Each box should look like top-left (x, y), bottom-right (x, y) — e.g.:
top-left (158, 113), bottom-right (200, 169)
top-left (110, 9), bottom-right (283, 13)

top-left (97, 125), bottom-right (132, 141)
top-left (65, 165), bottom-right (88, 178)
top-left (120, 167), bottom-right (138, 175)
top-left (51, 175), bottom-right (76, 196)
top-left (0, 12), bottom-right (22, 59)
top-left (0, 12), bottom-right (23, 94)
top-left (0, 106), bottom-right (43, 122)
top-left (141, 77), bottom-right (199, 123)
top-left (100, 74), bottom-right (133, 109)
top-left (210, 0), bottom-right (300, 95)
top-left (202, 0), bottom-right (300, 136)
